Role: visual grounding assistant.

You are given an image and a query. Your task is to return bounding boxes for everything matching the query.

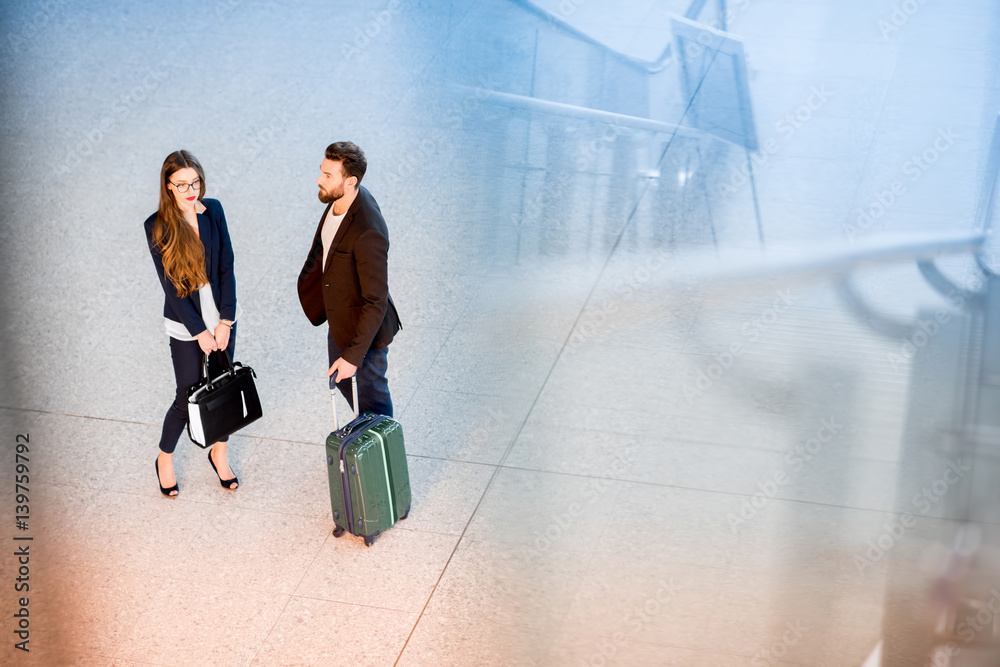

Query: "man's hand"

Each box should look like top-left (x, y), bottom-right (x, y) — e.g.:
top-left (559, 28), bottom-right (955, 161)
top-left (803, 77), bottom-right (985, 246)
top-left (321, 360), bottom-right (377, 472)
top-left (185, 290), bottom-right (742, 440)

top-left (327, 357), bottom-right (358, 383)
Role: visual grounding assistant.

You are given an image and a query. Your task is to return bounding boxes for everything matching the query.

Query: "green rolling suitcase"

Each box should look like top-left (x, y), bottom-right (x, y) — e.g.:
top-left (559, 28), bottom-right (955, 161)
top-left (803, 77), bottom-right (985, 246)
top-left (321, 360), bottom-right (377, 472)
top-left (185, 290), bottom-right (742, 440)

top-left (326, 376), bottom-right (411, 547)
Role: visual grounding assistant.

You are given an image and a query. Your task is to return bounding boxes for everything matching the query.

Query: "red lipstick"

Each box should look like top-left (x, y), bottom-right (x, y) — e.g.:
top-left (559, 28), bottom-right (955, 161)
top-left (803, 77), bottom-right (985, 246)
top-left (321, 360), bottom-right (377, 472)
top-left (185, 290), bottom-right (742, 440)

top-left (186, 196), bottom-right (196, 201)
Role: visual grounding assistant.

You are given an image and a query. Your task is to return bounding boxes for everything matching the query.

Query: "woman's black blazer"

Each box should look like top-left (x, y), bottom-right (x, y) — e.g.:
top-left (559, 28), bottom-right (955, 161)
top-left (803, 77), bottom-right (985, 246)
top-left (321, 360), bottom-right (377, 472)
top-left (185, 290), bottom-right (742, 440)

top-left (144, 198), bottom-right (237, 338)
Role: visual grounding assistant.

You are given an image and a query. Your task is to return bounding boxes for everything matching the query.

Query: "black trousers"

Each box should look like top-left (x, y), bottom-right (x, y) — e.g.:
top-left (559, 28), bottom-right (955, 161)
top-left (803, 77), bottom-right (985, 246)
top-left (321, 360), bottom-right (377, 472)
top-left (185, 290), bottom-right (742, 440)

top-left (158, 325), bottom-right (237, 453)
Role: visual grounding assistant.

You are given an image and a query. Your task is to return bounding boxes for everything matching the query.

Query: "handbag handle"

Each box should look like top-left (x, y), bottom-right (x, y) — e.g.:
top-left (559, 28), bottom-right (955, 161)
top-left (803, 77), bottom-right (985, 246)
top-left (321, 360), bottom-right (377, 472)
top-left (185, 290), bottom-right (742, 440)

top-left (202, 349), bottom-right (235, 391)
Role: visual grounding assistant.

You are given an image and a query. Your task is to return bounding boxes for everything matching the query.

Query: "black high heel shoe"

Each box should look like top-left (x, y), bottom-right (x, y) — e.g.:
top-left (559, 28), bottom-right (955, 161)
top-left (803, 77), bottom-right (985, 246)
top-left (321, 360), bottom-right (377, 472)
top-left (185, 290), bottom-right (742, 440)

top-left (155, 458), bottom-right (178, 497)
top-left (208, 448), bottom-right (239, 490)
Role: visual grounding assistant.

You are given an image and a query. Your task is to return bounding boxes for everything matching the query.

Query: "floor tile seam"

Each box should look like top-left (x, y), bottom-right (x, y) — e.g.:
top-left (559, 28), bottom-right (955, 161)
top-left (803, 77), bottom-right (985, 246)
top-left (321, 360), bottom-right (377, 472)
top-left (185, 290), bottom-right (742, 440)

top-left (389, 454), bottom-right (512, 664)
top-left (681, 349), bottom-right (914, 366)
top-left (391, 322), bottom-right (455, 333)
top-left (390, 265), bottom-right (492, 279)
top-left (595, 302), bottom-right (896, 324)
top-left (487, 39), bottom-right (728, 458)
top-left (44, 484), bottom-right (337, 522)
top-left (164, 500), bottom-right (219, 555)
top-left (0, 405), bottom-right (351, 449)
top-left (492, 177), bottom-right (667, 475)
top-left (392, 267), bottom-right (489, 282)
top-left (399, 452), bottom-right (500, 468)
top-left (488, 464), bottom-right (1000, 521)
top-left (677, 340), bottom-right (913, 357)
top-left (387, 12), bottom-right (536, 663)
top-left (522, 399), bottom-right (907, 421)
top-left (494, 460), bottom-right (919, 491)
top-left (317, 51), bottom-right (498, 661)
top-left (36, 644), bottom-right (119, 663)
top-left (396, 607), bottom-right (541, 629)
top-left (392, 258), bottom-right (490, 278)
top-left (637, 635), bottom-right (832, 667)
top-left (390, 366), bottom-right (553, 659)
top-left (687, 311), bottom-right (933, 327)
top-left (496, 55), bottom-right (832, 477)
top-left (445, 322), bottom-right (576, 343)
top-left (204, 432), bottom-right (325, 448)
top-left (632, 635), bottom-right (800, 662)
top-left (398, 385), bottom-right (513, 400)
top-left (689, 326), bottom-right (916, 346)
top-left (550, 613), bottom-right (739, 663)
top-left (679, 360), bottom-right (913, 378)
top-left (243, 255), bottom-right (284, 295)
top-left (589, 547), bottom-right (739, 573)
top-left (495, 162), bottom-right (667, 179)
top-left (160, 571), bottom-right (304, 603)
top-left (390, 525), bottom-right (467, 538)
top-left (107, 658), bottom-right (161, 667)
top-left (507, 433), bottom-right (903, 460)
top-left (492, 342), bottom-right (605, 475)
top-left (247, 589), bottom-right (295, 667)
top-left (228, 435), bottom-right (271, 486)
top-left (24, 480), bottom-right (233, 508)
top-left (207, 503), bottom-right (330, 521)
top-left (0, 406), bottom-right (190, 430)
top-left (185, 497), bottom-right (342, 523)
top-left (405, 275), bottom-right (478, 391)
top-left (388, 321), bottom-right (460, 333)
top-left (542, 531), bottom-right (622, 642)
top-left (282, 592), bottom-right (424, 617)
top-left (560, 344), bottom-right (906, 366)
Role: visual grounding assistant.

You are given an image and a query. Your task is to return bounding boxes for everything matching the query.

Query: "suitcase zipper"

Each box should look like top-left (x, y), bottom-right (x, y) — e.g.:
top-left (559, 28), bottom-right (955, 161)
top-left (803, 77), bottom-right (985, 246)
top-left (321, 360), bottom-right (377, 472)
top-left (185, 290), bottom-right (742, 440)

top-left (337, 416), bottom-right (387, 536)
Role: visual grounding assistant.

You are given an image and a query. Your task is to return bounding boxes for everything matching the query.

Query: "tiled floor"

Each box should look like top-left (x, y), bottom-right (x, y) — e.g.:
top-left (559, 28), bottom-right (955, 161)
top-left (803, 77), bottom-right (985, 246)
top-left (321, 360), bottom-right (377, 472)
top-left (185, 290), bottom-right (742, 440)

top-left (2, 0), bottom-right (1000, 665)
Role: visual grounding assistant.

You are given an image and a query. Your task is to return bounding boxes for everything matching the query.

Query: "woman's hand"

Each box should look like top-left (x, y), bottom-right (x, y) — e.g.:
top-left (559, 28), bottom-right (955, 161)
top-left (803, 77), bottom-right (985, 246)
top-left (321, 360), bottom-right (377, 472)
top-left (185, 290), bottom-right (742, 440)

top-left (196, 329), bottom-right (219, 354)
top-left (213, 322), bottom-right (231, 351)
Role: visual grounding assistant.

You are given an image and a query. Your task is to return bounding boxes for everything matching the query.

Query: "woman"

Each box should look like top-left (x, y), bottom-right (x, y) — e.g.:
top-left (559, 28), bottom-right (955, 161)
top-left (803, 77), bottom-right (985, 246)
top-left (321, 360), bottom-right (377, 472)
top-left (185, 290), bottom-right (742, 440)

top-left (144, 150), bottom-right (242, 497)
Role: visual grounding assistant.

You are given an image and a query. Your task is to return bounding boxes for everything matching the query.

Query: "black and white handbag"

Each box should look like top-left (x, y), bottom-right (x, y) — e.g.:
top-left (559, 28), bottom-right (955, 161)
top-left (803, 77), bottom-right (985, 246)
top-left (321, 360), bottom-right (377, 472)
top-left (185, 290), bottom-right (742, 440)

top-left (186, 350), bottom-right (262, 447)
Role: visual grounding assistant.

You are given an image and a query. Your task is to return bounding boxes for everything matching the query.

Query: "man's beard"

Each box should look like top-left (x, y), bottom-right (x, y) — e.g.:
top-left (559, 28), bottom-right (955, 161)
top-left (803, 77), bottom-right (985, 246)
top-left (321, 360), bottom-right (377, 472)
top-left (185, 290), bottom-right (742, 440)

top-left (318, 185), bottom-right (343, 204)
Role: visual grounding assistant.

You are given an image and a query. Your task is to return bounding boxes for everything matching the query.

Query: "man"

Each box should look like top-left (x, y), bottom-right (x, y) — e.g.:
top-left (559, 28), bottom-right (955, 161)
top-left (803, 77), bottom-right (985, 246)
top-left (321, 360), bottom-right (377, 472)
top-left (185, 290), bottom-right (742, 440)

top-left (297, 141), bottom-right (400, 416)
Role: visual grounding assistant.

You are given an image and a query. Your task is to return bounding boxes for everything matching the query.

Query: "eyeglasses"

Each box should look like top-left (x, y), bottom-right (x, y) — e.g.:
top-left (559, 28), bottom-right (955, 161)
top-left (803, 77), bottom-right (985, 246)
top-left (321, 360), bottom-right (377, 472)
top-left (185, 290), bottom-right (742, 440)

top-left (169, 178), bottom-right (202, 193)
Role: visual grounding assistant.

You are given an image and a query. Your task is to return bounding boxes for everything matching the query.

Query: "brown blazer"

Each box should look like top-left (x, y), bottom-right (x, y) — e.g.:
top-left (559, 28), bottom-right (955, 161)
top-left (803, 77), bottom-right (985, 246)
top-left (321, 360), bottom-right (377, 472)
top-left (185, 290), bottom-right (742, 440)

top-left (297, 186), bottom-right (401, 366)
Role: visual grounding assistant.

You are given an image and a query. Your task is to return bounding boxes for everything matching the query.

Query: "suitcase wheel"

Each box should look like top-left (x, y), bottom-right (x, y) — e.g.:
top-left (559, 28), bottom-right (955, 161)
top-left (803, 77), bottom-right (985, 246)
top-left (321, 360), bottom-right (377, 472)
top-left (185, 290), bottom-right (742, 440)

top-left (363, 535), bottom-right (374, 547)
top-left (333, 525), bottom-right (345, 538)
top-left (399, 504), bottom-right (411, 521)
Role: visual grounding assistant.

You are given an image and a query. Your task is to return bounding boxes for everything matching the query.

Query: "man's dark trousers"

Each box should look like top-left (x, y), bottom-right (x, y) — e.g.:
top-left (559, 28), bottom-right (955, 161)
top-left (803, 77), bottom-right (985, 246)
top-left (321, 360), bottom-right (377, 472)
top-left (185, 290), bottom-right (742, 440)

top-left (328, 331), bottom-right (392, 417)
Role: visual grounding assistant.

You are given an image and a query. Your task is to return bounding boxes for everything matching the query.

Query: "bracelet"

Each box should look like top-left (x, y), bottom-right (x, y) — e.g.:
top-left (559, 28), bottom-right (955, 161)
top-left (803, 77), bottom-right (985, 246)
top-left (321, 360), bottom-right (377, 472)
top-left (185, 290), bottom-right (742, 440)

top-left (219, 321), bottom-right (232, 329)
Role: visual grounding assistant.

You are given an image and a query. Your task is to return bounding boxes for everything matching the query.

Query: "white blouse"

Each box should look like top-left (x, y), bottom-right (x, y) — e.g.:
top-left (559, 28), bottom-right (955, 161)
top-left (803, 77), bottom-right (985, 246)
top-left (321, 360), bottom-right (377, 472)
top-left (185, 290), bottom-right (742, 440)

top-left (164, 284), bottom-right (243, 341)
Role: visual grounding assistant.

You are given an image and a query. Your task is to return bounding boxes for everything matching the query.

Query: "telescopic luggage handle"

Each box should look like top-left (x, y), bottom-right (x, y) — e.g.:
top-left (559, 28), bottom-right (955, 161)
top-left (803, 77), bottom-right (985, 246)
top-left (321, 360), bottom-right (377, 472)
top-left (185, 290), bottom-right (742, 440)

top-left (331, 373), bottom-right (359, 430)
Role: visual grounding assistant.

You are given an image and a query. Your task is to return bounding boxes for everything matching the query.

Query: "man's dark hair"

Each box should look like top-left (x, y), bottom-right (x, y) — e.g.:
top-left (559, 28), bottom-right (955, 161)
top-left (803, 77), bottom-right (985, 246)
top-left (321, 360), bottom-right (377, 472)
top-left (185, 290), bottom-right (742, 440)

top-left (325, 141), bottom-right (367, 184)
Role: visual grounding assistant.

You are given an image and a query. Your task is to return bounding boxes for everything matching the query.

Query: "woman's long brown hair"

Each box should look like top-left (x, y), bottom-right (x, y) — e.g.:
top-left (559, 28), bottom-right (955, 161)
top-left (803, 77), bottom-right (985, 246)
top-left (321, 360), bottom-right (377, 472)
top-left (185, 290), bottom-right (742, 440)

top-left (152, 150), bottom-right (208, 298)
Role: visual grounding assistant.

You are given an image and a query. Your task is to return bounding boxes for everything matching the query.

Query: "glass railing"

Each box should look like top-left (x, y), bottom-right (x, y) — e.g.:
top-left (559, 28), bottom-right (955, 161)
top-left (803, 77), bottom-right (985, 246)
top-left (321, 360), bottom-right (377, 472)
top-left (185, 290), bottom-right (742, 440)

top-left (426, 0), bottom-right (761, 263)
